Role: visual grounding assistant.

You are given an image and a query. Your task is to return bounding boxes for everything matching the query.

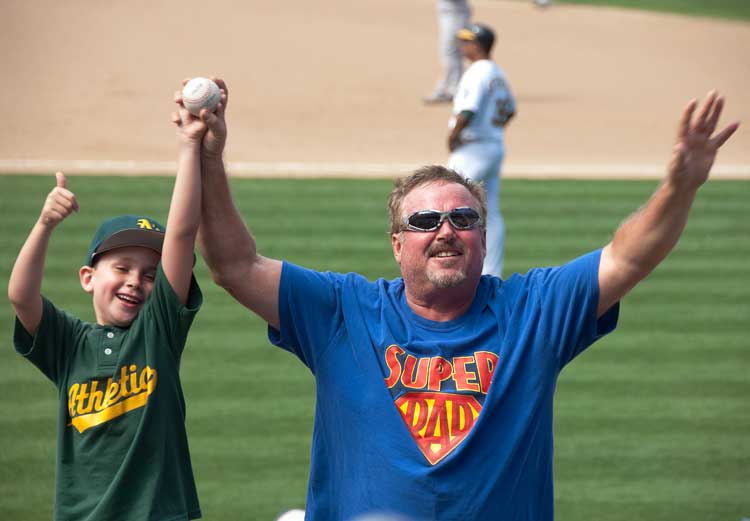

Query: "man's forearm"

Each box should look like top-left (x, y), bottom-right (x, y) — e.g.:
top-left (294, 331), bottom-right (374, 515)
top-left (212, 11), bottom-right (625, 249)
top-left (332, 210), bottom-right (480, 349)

top-left (597, 179), bottom-right (698, 316)
top-left (610, 180), bottom-right (697, 280)
top-left (598, 91), bottom-right (737, 316)
top-left (198, 155), bottom-right (258, 287)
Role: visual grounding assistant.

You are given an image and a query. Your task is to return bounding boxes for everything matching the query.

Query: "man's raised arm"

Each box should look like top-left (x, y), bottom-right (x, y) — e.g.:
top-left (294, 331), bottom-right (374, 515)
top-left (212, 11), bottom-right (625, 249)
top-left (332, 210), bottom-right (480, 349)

top-left (597, 91), bottom-right (739, 317)
top-left (183, 78), bottom-right (282, 329)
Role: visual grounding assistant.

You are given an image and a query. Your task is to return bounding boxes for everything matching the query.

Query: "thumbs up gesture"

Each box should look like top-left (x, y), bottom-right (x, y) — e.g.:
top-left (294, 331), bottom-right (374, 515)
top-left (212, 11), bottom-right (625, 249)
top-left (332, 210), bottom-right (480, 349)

top-left (40, 171), bottom-right (80, 227)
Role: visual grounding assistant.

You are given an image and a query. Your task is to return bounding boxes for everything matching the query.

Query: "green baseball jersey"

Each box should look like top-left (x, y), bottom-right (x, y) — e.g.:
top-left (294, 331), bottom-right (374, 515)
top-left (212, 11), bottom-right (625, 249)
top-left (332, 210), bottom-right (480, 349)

top-left (14, 266), bottom-right (203, 521)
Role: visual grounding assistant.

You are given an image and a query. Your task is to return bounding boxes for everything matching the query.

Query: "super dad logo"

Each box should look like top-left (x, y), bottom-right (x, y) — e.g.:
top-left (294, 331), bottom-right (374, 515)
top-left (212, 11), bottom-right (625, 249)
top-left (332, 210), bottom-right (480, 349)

top-left (383, 345), bottom-right (498, 464)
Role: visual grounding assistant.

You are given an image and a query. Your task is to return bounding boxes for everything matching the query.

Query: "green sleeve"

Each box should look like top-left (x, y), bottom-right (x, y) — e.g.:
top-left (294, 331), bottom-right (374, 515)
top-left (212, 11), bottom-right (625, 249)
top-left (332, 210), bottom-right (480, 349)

top-left (142, 264), bottom-right (203, 358)
top-left (13, 297), bottom-right (84, 385)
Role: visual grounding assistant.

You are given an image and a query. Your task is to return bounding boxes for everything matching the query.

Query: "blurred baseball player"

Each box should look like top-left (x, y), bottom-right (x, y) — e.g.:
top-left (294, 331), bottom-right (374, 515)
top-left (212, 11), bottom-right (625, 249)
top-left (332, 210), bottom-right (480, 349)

top-left (447, 22), bottom-right (516, 277)
top-left (425, 0), bottom-right (471, 104)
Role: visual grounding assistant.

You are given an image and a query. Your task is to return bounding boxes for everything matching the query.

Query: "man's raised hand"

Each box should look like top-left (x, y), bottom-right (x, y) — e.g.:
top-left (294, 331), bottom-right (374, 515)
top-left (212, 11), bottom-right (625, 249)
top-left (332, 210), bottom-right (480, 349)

top-left (668, 91), bottom-right (739, 191)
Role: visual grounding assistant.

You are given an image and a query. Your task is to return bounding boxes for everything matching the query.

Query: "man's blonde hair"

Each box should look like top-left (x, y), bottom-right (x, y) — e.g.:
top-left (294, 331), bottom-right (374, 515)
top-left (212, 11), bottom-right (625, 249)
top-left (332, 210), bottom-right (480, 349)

top-left (387, 165), bottom-right (487, 234)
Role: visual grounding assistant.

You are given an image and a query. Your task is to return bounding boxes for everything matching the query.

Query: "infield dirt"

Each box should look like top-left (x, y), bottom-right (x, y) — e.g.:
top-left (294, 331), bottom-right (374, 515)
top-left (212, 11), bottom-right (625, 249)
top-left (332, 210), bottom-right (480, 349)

top-left (1, 0), bottom-right (748, 176)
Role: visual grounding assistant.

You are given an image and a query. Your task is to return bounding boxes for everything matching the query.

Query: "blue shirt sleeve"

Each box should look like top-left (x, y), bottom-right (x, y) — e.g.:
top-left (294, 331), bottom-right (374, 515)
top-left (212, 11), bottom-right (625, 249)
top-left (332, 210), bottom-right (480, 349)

top-left (532, 249), bottom-right (619, 368)
top-left (268, 261), bottom-right (346, 373)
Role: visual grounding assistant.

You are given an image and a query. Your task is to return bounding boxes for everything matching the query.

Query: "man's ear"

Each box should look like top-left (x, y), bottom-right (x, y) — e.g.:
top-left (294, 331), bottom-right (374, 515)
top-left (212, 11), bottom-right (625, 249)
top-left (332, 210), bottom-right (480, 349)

top-left (391, 232), bottom-right (403, 265)
top-left (79, 266), bottom-right (94, 294)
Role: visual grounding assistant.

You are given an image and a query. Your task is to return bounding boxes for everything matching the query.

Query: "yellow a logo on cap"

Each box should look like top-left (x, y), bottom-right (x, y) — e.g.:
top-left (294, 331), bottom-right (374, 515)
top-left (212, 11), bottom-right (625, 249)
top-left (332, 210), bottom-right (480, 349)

top-left (137, 218), bottom-right (153, 230)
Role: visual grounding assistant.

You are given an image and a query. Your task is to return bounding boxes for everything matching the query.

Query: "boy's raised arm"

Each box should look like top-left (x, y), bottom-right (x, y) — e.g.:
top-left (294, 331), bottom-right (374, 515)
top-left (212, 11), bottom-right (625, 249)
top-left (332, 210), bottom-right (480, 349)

top-left (161, 82), bottom-right (215, 304)
top-left (8, 172), bottom-right (79, 335)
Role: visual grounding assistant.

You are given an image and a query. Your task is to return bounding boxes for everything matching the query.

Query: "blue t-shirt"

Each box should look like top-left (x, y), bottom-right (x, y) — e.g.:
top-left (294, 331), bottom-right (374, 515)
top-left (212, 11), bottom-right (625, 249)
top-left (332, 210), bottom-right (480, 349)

top-left (270, 249), bottom-right (618, 521)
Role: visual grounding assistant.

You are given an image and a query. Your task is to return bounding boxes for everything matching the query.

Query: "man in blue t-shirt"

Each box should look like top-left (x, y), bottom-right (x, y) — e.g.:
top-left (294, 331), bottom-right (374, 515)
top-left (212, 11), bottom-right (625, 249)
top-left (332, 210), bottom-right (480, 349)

top-left (195, 80), bottom-right (738, 521)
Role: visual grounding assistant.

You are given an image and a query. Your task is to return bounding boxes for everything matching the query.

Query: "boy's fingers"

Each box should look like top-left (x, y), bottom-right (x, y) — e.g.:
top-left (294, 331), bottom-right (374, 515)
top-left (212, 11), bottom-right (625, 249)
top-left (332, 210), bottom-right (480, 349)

top-left (46, 202), bottom-right (66, 220)
top-left (48, 195), bottom-right (70, 215)
top-left (179, 107), bottom-right (194, 126)
top-left (52, 184), bottom-right (79, 213)
top-left (56, 171), bottom-right (66, 189)
top-left (63, 192), bottom-right (80, 212)
top-left (60, 195), bottom-right (79, 214)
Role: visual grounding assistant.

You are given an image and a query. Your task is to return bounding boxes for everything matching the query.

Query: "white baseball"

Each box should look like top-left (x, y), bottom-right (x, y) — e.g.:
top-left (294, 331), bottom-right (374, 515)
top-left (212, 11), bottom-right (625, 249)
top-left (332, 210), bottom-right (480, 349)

top-left (276, 509), bottom-right (305, 521)
top-left (182, 77), bottom-right (221, 116)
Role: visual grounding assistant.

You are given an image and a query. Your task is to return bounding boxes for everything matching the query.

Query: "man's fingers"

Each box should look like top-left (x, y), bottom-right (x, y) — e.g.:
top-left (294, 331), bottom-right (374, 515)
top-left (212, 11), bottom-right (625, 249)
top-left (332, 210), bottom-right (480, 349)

top-left (210, 78), bottom-right (228, 108)
top-left (704, 95), bottom-right (724, 135)
top-left (694, 90), bottom-right (717, 131)
top-left (214, 91), bottom-right (227, 117)
top-left (668, 142), bottom-right (686, 170)
top-left (201, 101), bottom-right (224, 121)
top-left (55, 171), bottom-right (66, 188)
top-left (201, 106), bottom-right (222, 130)
top-left (710, 122), bottom-right (740, 150)
top-left (677, 99), bottom-right (696, 140)
top-left (210, 77), bottom-right (227, 93)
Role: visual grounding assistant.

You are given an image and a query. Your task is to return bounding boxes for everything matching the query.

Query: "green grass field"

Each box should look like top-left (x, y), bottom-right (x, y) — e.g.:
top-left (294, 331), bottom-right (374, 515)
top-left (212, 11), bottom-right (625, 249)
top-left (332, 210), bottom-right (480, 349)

top-left (558, 0), bottom-right (750, 21)
top-left (0, 175), bottom-right (748, 520)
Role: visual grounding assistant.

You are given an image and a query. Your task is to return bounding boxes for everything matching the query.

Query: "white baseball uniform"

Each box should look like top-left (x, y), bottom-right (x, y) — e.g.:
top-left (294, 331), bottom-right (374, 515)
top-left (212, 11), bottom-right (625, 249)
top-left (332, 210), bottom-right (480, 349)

top-left (430, 0), bottom-right (471, 100)
top-left (448, 58), bottom-right (516, 277)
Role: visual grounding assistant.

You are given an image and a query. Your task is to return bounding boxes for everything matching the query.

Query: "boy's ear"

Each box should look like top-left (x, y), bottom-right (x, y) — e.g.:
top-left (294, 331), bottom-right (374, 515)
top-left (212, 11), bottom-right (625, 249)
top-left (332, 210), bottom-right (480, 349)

top-left (79, 266), bottom-right (94, 294)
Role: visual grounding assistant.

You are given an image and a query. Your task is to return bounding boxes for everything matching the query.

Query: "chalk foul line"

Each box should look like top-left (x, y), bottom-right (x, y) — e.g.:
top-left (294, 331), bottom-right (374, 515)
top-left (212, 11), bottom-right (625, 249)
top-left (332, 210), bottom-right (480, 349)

top-left (0, 159), bottom-right (748, 179)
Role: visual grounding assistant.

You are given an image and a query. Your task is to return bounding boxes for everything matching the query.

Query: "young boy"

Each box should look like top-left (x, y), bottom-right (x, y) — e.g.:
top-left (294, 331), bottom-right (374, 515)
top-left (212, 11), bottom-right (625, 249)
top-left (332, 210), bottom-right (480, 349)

top-left (7, 83), bottom-right (223, 520)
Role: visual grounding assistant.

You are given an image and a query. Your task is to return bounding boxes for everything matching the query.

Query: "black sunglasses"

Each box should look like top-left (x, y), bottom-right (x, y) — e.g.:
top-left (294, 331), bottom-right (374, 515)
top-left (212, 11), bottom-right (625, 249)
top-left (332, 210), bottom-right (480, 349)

top-left (402, 207), bottom-right (483, 232)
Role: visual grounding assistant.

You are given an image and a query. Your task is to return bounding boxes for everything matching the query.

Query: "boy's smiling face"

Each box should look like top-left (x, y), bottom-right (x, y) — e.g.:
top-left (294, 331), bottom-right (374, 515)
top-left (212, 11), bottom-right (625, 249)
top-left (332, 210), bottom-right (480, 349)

top-left (80, 246), bottom-right (160, 327)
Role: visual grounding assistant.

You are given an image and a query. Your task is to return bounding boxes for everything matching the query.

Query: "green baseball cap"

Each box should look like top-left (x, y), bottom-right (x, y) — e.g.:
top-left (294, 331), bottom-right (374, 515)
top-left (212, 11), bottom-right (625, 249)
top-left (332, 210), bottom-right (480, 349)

top-left (457, 23), bottom-right (495, 53)
top-left (85, 215), bottom-right (165, 266)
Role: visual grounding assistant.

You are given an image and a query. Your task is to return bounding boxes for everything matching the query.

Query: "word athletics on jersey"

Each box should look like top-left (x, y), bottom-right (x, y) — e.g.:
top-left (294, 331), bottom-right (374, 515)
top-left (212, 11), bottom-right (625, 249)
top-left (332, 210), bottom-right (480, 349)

top-left (67, 364), bottom-right (157, 433)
